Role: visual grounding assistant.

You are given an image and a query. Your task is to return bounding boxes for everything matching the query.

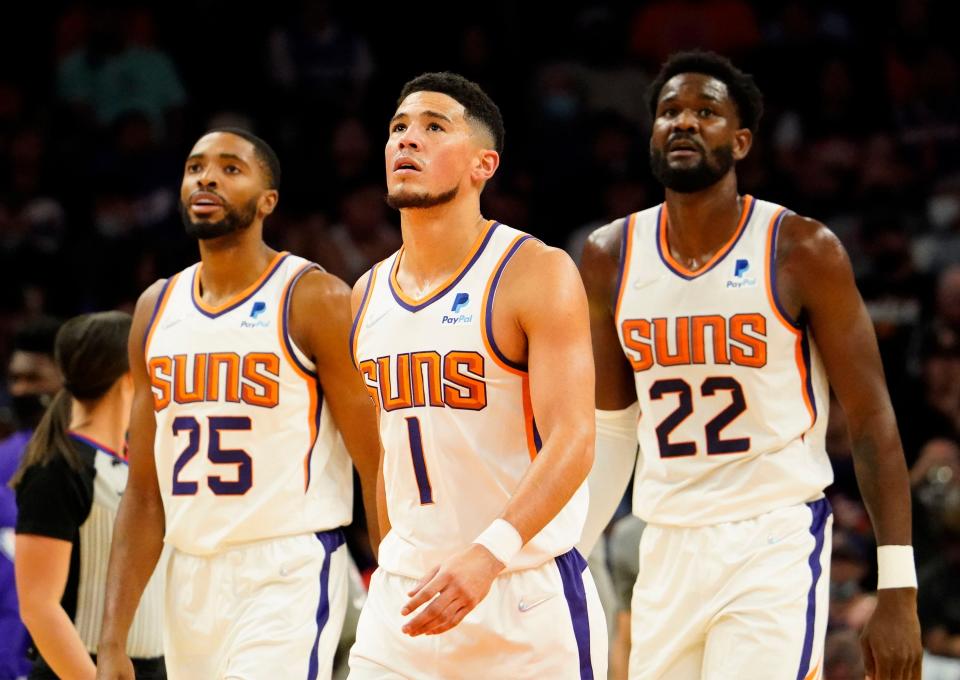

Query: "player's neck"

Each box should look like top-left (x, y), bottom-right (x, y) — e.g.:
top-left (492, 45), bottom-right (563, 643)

top-left (196, 228), bottom-right (277, 305)
top-left (663, 173), bottom-right (743, 266)
top-left (69, 395), bottom-right (126, 457)
top-left (396, 199), bottom-right (487, 291)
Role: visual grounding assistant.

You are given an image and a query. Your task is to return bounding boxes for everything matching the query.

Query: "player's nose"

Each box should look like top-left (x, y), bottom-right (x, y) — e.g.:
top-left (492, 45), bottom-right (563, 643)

top-left (672, 108), bottom-right (699, 132)
top-left (397, 128), bottom-right (421, 151)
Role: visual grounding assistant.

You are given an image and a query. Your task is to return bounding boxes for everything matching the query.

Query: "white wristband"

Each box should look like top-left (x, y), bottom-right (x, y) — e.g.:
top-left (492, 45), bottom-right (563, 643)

top-left (473, 519), bottom-right (523, 567)
top-left (876, 545), bottom-right (918, 589)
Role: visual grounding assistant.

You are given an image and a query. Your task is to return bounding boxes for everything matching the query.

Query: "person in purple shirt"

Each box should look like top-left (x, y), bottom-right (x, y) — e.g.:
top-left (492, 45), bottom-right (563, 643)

top-left (1, 318), bottom-right (62, 680)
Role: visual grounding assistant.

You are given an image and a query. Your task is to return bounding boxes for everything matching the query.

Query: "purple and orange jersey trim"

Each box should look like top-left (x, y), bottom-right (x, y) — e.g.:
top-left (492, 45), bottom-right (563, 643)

top-left (657, 195), bottom-right (756, 280)
top-left (613, 213), bottom-right (637, 322)
top-left (477, 231), bottom-right (542, 459)
top-left (191, 251), bottom-right (289, 318)
top-left (764, 207), bottom-right (817, 427)
top-left (275, 261), bottom-right (324, 492)
top-left (388, 220), bottom-right (499, 312)
top-left (142, 273), bottom-right (180, 359)
top-left (350, 261), bottom-right (383, 368)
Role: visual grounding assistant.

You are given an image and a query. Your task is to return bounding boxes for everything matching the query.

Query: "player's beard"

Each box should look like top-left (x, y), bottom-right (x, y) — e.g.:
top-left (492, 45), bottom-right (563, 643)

top-left (650, 141), bottom-right (735, 194)
top-left (385, 184), bottom-right (459, 210)
top-left (180, 195), bottom-right (259, 240)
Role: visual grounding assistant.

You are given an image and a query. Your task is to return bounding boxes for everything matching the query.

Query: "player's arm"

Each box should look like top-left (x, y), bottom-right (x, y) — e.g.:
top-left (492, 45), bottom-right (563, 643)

top-left (97, 281), bottom-right (167, 680)
top-left (577, 221), bottom-right (640, 556)
top-left (777, 215), bottom-right (922, 680)
top-left (291, 269), bottom-right (384, 552)
top-left (402, 243), bottom-right (596, 636)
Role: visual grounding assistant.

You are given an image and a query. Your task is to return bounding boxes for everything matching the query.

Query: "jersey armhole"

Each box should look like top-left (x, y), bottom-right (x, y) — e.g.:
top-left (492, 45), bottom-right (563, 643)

top-left (142, 274), bottom-right (179, 360)
top-left (765, 208), bottom-right (803, 331)
top-left (279, 263), bottom-right (321, 377)
top-left (613, 213), bottom-right (636, 321)
top-left (480, 234), bottom-right (537, 375)
top-left (350, 262), bottom-right (381, 368)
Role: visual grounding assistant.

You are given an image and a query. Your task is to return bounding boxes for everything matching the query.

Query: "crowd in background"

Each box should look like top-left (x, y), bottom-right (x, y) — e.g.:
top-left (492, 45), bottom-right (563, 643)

top-left (1, 1), bottom-right (959, 678)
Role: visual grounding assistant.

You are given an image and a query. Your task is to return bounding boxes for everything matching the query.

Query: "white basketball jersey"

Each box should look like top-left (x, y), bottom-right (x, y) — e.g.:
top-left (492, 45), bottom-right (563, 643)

top-left (144, 252), bottom-right (352, 555)
top-left (615, 196), bottom-right (833, 526)
top-left (352, 221), bottom-right (588, 578)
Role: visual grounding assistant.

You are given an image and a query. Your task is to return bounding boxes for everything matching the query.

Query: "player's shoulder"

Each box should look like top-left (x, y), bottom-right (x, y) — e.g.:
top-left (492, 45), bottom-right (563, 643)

top-left (290, 267), bottom-right (352, 315)
top-left (582, 219), bottom-right (626, 267)
top-left (776, 212), bottom-right (848, 270)
top-left (133, 278), bottom-right (171, 321)
top-left (504, 234), bottom-right (578, 284)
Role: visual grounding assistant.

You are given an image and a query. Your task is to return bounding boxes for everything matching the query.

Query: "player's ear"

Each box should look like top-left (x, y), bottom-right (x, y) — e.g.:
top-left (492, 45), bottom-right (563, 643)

top-left (472, 149), bottom-right (499, 184)
top-left (733, 128), bottom-right (752, 161)
top-left (259, 189), bottom-right (279, 216)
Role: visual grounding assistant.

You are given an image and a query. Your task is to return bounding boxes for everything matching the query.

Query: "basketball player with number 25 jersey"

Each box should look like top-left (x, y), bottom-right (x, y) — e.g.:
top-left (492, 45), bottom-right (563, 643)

top-left (97, 130), bottom-right (382, 680)
top-left (579, 52), bottom-right (922, 680)
top-left (347, 73), bottom-right (607, 679)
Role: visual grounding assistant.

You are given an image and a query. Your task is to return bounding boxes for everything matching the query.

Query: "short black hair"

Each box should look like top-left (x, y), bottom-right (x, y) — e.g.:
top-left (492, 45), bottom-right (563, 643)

top-left (205, 127), bottom-right (282, 189)
top-left (12, 316), bottom-right (62, 356)
top-left (398, 72), bottom-right (505, 155)
top-left (647, 51), bottom-right (764, 134)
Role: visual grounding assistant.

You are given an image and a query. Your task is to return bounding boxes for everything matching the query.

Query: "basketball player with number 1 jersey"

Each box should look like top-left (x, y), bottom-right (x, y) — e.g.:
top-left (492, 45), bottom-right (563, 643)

top-left (347, 72), bottom-right (607, 679)
top-left (97, 129), bottom-right (382, 680)
top-left (578, 52), bottom-right (922, 679)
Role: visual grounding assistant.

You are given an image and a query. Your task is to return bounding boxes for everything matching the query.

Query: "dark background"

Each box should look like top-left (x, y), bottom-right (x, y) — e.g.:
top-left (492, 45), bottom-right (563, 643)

top-left (1, 2), bottom-right (959, 675)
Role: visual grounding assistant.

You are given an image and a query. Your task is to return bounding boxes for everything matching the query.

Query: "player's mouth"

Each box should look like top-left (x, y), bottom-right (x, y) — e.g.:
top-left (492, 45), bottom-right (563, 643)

top-left (189, 191), bottom-right (226, 216)
top-left (666, 137), bottom-right (703, 160)
top-left (392, 157), bottom-right (422, 175)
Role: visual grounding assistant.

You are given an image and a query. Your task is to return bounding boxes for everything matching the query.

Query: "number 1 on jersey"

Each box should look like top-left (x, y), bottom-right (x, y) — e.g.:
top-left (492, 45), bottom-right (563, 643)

top-left (405, 417), bottom-right (433, 504)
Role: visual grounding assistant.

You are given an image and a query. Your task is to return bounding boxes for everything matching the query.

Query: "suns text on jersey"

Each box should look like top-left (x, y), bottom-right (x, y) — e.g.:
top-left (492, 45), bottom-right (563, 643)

top-left (148, 352), bottom-right (281, 410)
top-left (620, 313), bottom-right (768, 371)
top-left (358, 350), bottom-right (487, 411)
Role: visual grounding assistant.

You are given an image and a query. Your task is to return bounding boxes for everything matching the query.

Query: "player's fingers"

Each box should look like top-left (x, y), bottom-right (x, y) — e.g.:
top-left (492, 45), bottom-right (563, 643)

top-left (426, 603), bottom-right (470, 635)
top-left (406, 565), bottom-right (440, 598)
top-left (402, 591), bottom-right (459, 636)
top-left (910, 652), bottom-right (923, 680)
top-left (402, 570), bottom-right (445, 615)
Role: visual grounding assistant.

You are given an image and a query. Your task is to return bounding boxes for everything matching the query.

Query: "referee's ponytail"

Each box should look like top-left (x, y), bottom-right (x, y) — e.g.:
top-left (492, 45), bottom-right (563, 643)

top-left (10, 311), bottom-right (132, 488)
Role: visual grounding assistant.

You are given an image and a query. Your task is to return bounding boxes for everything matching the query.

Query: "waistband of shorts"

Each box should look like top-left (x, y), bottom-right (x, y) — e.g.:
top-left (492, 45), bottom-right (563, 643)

top-left (171, 527), bottom-right (347, 557)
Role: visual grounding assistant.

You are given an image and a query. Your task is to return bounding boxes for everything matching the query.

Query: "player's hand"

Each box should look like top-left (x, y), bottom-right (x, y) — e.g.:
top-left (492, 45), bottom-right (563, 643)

top-left (860, 588), bottom-right (922, 680)
top-left (400, 543), bottom-right (506, 636)
top-left (95, 643), bottom-right (135, 680)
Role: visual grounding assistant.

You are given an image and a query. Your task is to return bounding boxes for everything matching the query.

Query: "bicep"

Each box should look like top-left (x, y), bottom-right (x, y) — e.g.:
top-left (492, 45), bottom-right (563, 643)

top-left (15, 534), bottom-right (72, 606)
top-left (523, 253), bottom-right (596, 440)
top-left (796, 233), bottom-right (892, 423)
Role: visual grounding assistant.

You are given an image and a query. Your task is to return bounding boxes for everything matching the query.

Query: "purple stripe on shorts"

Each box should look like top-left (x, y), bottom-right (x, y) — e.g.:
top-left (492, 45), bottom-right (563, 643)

top-left (555, 548), bottom-right (594, 680)
top-left (796, 498), bottom-right (831, 680)
top-left (307, 528), bottom-right (345, 679)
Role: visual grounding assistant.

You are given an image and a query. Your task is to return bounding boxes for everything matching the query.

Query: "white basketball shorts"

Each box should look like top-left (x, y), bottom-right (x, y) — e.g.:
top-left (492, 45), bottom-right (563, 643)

top-left (164, 529), bottom-right (348, 680)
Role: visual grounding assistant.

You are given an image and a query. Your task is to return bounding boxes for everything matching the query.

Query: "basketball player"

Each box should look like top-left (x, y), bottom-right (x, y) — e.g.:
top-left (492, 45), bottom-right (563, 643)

top-left (578, 51), bottom-right (922, 680)
top-left (348, 72), bottom-right (607, 679)
top-left (96, 129), bottom-right (382, 679)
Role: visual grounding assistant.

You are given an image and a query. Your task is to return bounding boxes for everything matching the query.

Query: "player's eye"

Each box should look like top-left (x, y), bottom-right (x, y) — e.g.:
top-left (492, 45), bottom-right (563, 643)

top-left (660, 108), bottom-right (677, 118)
top-left (392, 123), bottom-right (406, 133)
top-left (698, 108), bottom-right (715, 118)
top-left (186, 163), bottom-right (201, 173)
top-left (427, 122), bottom-right (444, 132)
top-left (224, 165), bottom-right (240, 174)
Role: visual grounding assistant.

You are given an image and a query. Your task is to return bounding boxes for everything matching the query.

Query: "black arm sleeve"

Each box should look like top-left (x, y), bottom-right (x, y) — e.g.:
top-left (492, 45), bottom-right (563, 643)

top-left (15, 458), bottom-right (93, 541)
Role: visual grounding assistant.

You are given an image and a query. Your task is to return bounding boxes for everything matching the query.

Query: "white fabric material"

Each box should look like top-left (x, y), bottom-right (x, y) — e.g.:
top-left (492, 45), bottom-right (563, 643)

top-left (473, 518), bottom-right (523, 567)
top-left (577, 405), bottom-right (639, 556)
top-left (876, 545), bottom-right (918, 589)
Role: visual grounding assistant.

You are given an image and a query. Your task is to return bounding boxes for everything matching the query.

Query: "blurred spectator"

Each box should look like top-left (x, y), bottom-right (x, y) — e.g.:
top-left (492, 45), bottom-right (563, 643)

top-left (55, 8), bottom-right (185, 139)
top-left (0, 316), bottom-right (62, 680)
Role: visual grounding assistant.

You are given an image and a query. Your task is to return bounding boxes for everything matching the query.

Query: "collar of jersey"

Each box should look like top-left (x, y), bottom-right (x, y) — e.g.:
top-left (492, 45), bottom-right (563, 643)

top-left (388, 220), bottom-right (499, 312)
top-left (656, 194), bottom-right (756, 280)
top-left (192, 251), bottom-right (289, 318)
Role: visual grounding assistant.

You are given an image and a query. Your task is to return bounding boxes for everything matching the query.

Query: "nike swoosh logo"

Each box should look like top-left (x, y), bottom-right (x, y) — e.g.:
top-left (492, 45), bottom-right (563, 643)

top-left (366, 309), bottom-right (390, 328)
top-left (161, 318), bottom-right (183, 330)
top-left (632, 277), bottom-right (657, 290)
top-left (518, 593), bottom-right (556, 613)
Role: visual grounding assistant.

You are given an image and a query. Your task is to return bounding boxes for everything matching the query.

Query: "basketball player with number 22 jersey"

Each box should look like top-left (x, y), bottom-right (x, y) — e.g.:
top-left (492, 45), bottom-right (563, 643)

top-left (347, 73), bottom-right (607, 679)
top-left (578, 52), bottom-right (922, 680)
top-left (97, 129), bottom-right (382, 680)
